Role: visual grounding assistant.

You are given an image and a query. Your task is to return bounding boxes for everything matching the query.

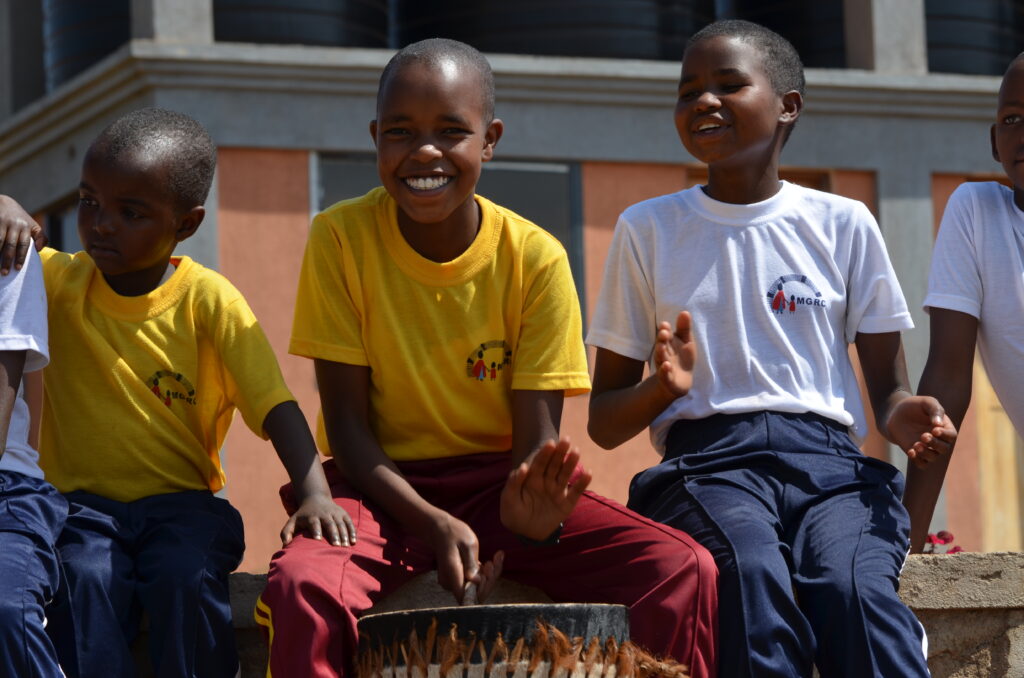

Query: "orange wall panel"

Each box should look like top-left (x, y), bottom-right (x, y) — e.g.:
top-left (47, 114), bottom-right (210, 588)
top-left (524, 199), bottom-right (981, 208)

top-left (217, 148), bottom-right (317, 573)
top-left (569, 162), bottom-right (686, 503)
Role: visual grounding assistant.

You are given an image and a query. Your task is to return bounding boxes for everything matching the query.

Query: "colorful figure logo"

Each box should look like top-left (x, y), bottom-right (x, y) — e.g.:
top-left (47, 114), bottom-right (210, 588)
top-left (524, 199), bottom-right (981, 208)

top-left (465, 340), bottom-right (512, 382)
top-left (765, 274), bottom-right (826, 317)
top-left (147, 370), bottom-right (197, 407)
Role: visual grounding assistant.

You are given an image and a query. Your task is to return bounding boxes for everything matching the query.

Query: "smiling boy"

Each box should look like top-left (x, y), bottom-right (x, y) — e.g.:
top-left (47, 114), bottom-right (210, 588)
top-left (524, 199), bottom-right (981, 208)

top-left (587, 20), bottom-right (952, 678)
top-left (0, 108), bottom-right (353, 678)
top-left (256, 38), bottom-right (719, 678)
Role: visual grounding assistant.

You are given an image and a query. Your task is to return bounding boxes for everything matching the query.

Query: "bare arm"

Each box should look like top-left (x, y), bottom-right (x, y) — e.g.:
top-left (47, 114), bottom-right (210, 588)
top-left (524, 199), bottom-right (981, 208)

top-left (855, 331), bottom-right (915, 440)
top-left (0, 351), bottom-right (26, 456)
top-left (904, 309), bottom-right (977, 552)
top-left (588, 311), bottom-right (696, 449)
top-left (24, 370), bottom-right (42, 450)
top-left (262, 400), bottom-right (355, 547)
top-left (315, 358), bottom-right (486, 603)
top-left (501, 390), bottom-right (592, 541)
top-left (856, 330), bottom-right (958, 554)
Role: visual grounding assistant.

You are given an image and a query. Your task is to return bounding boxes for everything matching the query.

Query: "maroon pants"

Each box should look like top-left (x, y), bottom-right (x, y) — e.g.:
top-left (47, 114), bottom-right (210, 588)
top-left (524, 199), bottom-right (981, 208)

top-left (257, 454), bottom-right (717, 678)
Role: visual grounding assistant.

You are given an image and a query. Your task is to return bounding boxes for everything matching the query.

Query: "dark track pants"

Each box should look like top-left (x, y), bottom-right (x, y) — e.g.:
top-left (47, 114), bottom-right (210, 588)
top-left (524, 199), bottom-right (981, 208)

top-left (47, 490), bottom-right (245, 678)
top-left (0, 472), bottom-right (67, 678)
top-left (258, 453), bottom-right (719, 678)
top-left (629, 411), bottom-right (930, 678)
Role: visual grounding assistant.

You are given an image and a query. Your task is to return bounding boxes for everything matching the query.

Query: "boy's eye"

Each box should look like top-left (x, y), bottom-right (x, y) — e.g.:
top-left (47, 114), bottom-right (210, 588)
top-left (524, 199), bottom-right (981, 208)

top-left (383, 127), bottom-right (410, 137)
top-left (122, 208), bottom-right (142, 220)
top-left (1003, 114), bottom-right (1022, 125)
top-left (678, 89), bottom-right (700, 102)
top-left (78, 196), bottom-right (97, 208)
top-left (443, 127), bottom-right (470, 136)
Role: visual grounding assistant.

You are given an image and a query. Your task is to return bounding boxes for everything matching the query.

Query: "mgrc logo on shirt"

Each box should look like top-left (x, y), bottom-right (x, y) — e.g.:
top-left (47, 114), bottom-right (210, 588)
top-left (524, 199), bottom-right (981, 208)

top-left (465, 340), bottom-right (512, 382)
top-left (148, 370), bottom-right (197, 407)
top-left (766, 274), bottom-right (828, 316)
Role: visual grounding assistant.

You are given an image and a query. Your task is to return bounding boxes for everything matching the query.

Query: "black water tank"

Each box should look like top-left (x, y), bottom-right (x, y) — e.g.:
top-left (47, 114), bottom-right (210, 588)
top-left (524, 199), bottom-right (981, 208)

top-left (394, 0), bottom-right (715, 61)
top-left (42, 0), bottom-right (131, 92)
top-left (926, 0), bottom-right (1024, 75)
top-left (214, 0), bottom-right (388, 48)
top-left (732, 0), bottom-right (846, 68)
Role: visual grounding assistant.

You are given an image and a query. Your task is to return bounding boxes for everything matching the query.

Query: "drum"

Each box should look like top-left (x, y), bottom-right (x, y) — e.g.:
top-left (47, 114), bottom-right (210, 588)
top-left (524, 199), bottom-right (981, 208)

top-left (356, 603), bottom-right (689, 678)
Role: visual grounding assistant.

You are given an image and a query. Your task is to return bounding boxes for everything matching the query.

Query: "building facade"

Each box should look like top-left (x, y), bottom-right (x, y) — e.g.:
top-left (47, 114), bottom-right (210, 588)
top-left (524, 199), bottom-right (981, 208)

top-left (1, 0), bottom-right (1021, 570)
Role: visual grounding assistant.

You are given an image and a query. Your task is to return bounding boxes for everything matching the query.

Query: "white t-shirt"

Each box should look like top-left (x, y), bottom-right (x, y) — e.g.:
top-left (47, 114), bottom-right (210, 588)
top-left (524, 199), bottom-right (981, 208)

top-left (0, 247), bottom-right (48, 478)
top-left (924, 181), bottom-right (1024, 435)
top-left (587, 181), bottom-right (913, 453)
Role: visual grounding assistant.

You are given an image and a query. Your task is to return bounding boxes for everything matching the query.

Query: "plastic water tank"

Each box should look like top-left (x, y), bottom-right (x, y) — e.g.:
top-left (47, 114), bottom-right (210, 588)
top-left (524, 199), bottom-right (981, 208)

top-left (394, 0), bottom-right (715, 61)
top-left (732, 0), bottom-right (846, 68)
top-left (42, 0), bottom-right (131, 92)
top-left (214, 0), bottom-right (388, 48)
top-left (926, 0), bottom-right (1023, 75)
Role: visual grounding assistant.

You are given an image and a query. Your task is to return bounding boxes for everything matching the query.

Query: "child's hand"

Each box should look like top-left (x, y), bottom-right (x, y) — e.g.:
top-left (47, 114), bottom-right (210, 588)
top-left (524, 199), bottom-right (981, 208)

top-left (500, 437), bottom-right (592, 541)
top-left (467, 550), bottom-right (505, 605)
top-left (281, 494), bottom-right (356, 547)
top-left (653, 311), bottom-right (697, 399)
top-left (887, 396), bottom-right (957, 468)
top-left (425, 510), bottom-right (497, 606)
top-left (0, 195), bottom-right (47, 275)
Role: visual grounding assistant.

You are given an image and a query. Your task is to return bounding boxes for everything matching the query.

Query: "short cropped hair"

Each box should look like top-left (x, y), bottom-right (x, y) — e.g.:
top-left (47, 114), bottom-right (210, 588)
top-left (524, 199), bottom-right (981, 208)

top-left (688, 20), bottom-right (805, 96)
top-left (92, 108), bottom-right (217, 211)
top-left (378, 38), bottom-right (495, 122)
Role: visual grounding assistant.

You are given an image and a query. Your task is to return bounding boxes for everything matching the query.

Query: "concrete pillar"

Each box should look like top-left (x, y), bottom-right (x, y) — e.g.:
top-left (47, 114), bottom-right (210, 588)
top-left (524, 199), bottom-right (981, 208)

top-left (844, 0), bottom-right (928, 74)
top-left (131, 0), bottom-right (213, 43)
top-left (0, 0), bottom-right (45, 120)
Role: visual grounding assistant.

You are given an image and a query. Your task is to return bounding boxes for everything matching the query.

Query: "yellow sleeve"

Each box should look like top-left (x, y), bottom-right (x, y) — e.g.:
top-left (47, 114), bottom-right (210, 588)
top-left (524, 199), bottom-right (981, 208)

top-left (511, 242), bottom-right (591, 396)
top-left (215, 296), bottom-right (296, 438)
top-left (289, 213), bottom-right (368, 366)
top-left (38, 247), bottom-right (73, 298)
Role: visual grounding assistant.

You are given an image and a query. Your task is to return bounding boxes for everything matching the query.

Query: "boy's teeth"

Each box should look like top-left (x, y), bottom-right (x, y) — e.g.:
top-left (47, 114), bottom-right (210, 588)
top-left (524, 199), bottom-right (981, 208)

top-left (406, 176), bottom-right (450, 190)
top-left (698, 123), bottom-right (720, 131)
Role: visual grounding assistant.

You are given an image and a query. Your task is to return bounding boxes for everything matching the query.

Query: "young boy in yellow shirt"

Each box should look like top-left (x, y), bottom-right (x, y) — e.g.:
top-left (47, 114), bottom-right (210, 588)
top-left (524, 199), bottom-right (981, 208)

top-left (0, 108), bottom-right (352, 678)
top-left (256, 38), bottom-right (719, 678)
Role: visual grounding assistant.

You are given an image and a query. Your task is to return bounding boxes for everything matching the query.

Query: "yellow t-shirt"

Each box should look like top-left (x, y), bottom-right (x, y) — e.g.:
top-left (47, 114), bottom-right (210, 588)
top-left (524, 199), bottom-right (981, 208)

top-left (39, 249), bottom-right (295, 502)
top-left (291, 187), bottom-right (591, 461)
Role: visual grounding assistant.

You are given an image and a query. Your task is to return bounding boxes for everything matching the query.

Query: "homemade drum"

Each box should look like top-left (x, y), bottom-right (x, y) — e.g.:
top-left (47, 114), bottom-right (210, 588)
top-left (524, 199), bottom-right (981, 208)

top-left (356, 603), bottom-right (689, 678)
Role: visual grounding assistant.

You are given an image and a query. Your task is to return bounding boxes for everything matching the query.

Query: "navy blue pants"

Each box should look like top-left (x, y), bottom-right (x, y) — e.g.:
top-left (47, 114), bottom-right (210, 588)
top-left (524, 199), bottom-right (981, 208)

top-left (47, 490), bottom-right (245, 678)
top-left (0, 472), bottom-right (67, 678)
top-left (628, 411), bottom-right (929, 678)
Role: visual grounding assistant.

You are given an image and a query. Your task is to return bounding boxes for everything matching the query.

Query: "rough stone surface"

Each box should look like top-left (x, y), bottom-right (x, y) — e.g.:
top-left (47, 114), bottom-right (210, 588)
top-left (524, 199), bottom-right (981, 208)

top-left (131, 553), bottom-right (1022, 678)
top-left (900, 552), bottom-right (1024, 610)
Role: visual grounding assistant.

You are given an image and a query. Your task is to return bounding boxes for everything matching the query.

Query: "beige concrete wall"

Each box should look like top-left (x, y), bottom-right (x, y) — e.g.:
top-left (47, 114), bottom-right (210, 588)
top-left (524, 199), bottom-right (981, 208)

top-left (217, 148), bottom-right (319, 573)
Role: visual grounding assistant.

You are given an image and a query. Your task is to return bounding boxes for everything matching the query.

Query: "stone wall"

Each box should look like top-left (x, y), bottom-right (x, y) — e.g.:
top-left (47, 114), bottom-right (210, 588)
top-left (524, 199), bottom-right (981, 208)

top-left (142, 552), bottom-right (1024, 677)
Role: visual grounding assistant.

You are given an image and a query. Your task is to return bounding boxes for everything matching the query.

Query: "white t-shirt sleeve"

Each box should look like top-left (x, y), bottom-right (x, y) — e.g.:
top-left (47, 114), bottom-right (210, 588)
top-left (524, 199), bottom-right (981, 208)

top-left (924, 184), bottom-right (983, 319)
top-left (844, 202), bottom-right (914, 341)
top-left (0, 247), bottom-right (48, 371)
top-left (586, 213), bottom-right (657, 361)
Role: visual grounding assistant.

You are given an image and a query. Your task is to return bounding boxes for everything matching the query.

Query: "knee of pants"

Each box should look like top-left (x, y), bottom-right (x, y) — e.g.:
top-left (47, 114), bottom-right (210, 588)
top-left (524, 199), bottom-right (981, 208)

top-left (800, 567), bottom-right (899, 618)
top-left (0, 591), bottom-right (37, 633)
top-left (146, 554), bottom-right (216, 595)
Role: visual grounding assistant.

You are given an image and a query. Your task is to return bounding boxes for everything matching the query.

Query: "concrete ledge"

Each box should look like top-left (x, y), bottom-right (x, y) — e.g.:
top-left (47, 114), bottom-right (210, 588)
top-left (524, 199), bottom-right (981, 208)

top-left (214, 553), bottom-right (1023, 677)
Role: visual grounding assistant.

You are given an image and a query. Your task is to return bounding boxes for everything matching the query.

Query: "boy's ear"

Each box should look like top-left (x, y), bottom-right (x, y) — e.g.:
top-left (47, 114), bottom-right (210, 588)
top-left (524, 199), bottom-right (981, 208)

top-left (481, 118), bottom-right (504, 162)
top-left (369, 120), bottom-right (379, 147)
top-left (176, 206), bottom-right (205, 242)
top-left (991, 124), bottom-right (1000, 162)
top-left (779, 90), bottom-right (803, 127)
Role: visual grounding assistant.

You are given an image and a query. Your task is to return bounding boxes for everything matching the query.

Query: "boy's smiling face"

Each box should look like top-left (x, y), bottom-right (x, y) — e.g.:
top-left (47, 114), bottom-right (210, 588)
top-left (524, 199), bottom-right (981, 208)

top-left (674, 35), bottom-right (795, 169)
top-left (992, 58), bottom-right (1024, 202)
top-left (371, 59), bottom-right (502, 236)
top-left (77, 144), bottom-right (201, 296)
